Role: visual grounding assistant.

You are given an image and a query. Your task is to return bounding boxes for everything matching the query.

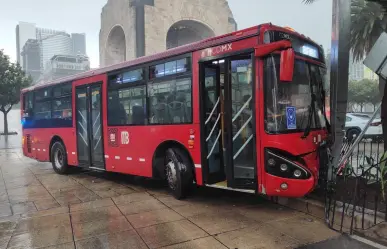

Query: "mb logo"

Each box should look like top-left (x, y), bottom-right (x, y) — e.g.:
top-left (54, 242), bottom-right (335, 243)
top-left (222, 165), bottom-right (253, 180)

top-left (121, 131), bottom-right (129, 145)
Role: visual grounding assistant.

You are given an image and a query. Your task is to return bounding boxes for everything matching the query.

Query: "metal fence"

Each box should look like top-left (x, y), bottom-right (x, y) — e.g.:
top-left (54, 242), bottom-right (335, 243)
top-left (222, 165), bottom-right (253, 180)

top-left (324, 110), bottom-right (387, 234)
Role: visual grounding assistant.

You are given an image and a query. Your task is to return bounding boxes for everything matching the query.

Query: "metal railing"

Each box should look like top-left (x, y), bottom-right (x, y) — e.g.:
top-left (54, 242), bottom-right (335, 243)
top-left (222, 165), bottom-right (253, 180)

top-left (324, 103), bottom-right (387, 235)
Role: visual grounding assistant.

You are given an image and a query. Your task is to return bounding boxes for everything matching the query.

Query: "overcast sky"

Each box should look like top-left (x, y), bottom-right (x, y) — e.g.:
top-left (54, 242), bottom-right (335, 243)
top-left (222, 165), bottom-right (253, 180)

top-left (0, 0), bottom-right (332, 68)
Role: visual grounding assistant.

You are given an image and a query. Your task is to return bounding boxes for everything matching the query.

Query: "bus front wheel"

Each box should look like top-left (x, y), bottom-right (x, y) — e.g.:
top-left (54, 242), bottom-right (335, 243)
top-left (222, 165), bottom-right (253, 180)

top-left (51, 141), bottom-right (69, 175)
top-left (165, 148), bottom-right (193, 200)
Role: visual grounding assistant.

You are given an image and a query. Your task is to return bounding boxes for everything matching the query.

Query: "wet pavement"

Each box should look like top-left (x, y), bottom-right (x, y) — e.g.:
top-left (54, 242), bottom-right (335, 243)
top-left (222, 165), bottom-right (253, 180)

top-left (297, 235), bottom-right (377, 249)
top-left (0, 111), bottom-right (383, 248)
top-left (0, 147), bottom-right (342, 249)
top-left (0, 110), bottom-right (22, 150)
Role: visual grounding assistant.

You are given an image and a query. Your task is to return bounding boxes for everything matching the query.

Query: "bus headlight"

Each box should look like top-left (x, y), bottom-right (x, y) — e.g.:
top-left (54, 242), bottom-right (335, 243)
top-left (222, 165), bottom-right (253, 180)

top-left (265, 149), bottom-right (311, 180)
top-left (268, 158), bottom-right (276, 167)
top-left (280, 164), bottom-right (288, 172)
top-left (294, 169), bottom-right (302, 178)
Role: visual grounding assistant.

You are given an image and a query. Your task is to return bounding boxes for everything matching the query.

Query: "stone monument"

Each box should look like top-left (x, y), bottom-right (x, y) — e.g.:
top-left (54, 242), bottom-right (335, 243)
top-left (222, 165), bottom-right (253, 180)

top-left (99, 0), bottom-right (237, 67)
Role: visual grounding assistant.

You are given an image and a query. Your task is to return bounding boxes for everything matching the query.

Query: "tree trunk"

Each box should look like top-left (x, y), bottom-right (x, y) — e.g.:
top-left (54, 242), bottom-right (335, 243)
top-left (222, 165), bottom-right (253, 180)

top-left (3, 111), bottom-right (8, 135)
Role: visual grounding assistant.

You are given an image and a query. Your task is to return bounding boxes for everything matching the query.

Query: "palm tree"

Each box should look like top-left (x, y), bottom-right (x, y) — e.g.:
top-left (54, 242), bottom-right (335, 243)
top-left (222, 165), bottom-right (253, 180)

top-left (302, 0), bottom-right (387, 61)
top-left (350, 0), bottom-right (387, 61)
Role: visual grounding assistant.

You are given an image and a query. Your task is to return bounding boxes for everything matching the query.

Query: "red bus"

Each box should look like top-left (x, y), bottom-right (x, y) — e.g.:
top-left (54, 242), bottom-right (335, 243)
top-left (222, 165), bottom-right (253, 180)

top-left (21, 23), bottom-right (329, 199)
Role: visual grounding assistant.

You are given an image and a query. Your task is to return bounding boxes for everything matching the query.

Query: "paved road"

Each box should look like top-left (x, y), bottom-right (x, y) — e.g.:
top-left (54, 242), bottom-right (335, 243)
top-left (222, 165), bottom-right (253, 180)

top-left (0, 109), bottom-right (22, 134)
top-left (0, 109), bottom-right (22, 150)
top-left (0, 110), bottom-right (384, 248)
top-left (297, 235), bottom-right (378, 249)
top-left (0, 148), bottom-right (341, 248)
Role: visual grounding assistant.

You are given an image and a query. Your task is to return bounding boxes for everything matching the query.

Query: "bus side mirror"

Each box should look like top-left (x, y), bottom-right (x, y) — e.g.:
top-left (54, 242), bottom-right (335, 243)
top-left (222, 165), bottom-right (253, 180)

top-left (280, 48), bottom-right (295, 82)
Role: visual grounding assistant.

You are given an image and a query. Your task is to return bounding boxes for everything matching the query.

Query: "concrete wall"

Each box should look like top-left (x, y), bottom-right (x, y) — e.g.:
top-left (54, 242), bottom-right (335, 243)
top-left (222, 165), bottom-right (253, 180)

top-left (100, 0), bottom-right (136, 67)
top-left (99, 0), bottom-right (236, 67)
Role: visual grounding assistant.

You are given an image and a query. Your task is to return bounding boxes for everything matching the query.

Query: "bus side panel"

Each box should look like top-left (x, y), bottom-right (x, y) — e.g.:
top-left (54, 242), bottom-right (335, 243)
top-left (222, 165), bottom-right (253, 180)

top-left (103, 125), bottom-right (200, 178)
top-left (191, 51), bottom-right (203, 185)
top-left (22, 129), bottom-right (34, 159)
top-left (256, 58), bottom-right (265, 194)
top-left (25, 128), bottom-right (76, 164)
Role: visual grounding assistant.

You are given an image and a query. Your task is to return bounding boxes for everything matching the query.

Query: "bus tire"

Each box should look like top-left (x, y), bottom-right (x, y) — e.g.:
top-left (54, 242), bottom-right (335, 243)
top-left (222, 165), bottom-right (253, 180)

top-left (51, 141), bottom-right (69, 175)
top-left (165, 148), bottom-right (193, 200)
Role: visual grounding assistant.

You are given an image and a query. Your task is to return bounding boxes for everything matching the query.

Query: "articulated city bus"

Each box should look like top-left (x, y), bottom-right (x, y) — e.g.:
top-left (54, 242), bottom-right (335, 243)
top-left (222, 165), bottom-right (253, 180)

top-left (21, 23), bottom-right (329, 199)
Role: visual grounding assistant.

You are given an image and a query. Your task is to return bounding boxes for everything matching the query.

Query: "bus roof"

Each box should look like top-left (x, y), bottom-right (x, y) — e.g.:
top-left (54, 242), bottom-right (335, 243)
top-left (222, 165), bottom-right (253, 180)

top-left (23, 23), bottom-right (322, 92)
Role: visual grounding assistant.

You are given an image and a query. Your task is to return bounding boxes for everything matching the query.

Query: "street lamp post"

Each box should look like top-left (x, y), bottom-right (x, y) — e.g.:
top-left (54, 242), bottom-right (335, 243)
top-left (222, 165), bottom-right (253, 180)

top-left (329, 0), bottom-right (352, 179)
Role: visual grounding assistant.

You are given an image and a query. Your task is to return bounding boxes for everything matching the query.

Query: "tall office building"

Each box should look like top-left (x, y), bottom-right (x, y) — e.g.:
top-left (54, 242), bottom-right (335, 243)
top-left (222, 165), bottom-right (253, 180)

top-left (16, 22), bottom-right (37, 66)
top-left (21, 39), bottom-right (41, 82)
top-left (348, 52), bottom-right (378, 81)
top-left (15, 22), bottom-right (88, 81)
top-left (71, 33), bottom-right (86, 55)
top-left (348, 52), bottom-right (364, 82)
top-left (40, 32), bottom-right (73, 70)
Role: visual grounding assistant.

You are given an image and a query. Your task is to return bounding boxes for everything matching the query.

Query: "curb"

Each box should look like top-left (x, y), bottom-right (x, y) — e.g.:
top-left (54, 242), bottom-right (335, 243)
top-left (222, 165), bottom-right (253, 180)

top-left (273, 196), bottom-right (387, 247)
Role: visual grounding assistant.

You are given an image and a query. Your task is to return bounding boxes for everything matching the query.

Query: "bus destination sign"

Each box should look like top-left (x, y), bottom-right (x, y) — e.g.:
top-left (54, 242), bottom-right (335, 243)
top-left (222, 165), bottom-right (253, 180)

top-left (266, 30), bottom-right (324, 61)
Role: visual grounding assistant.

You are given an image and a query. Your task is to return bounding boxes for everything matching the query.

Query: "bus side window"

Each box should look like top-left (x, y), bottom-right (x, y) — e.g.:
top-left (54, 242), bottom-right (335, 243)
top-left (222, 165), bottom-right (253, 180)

top-left (132, 105), bottom-right (145, 125)
top-left (148, 77), bottom-right (192, 125)
top-left (23, 92), bottom-right (34, 117)
top-left (169, 92), bottom-right (187, 123)
top-left (153, 95), bottom-right (169, 124)
top-left (108, 86), bottom-right (146, 126)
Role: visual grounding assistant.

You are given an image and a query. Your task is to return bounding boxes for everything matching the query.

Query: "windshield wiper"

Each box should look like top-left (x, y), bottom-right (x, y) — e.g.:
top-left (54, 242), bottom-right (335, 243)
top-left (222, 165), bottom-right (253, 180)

top-left (301, 93), bottom-right (316, 139)
top-left (321, 89), bottom-right (331, 133)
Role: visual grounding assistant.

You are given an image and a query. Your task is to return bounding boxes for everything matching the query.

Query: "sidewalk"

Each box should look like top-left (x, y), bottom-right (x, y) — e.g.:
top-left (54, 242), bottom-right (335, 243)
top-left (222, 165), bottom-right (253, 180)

top-left (298, 235), bottom-right (380, 249)
top-left (0, 134), bottom-right (21, 150)
top-left (0, 148), bottom-right (343, 248)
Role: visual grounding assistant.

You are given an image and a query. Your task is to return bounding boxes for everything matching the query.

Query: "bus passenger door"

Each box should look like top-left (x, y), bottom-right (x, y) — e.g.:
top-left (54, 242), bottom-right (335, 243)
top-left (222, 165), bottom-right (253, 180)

top-left (200, 54), bottom-right (256, 190)
top-left (200, 63), bottom-right (226, 184)
top-left (225, 55), bottom-right (256, 189)
top-left (75, 83), bottom-right (105, 169)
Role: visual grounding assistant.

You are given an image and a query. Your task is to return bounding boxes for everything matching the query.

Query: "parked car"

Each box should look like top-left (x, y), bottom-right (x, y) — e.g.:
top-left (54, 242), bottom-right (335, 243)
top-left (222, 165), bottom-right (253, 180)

top-left (349, 113), bottom-right (372, 119)
top-left (345, 113), bottom-right (382, 141)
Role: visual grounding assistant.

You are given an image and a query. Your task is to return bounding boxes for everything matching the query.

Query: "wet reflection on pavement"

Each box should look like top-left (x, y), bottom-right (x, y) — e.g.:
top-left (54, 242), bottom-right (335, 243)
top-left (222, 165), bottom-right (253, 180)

top-left (0, 147), bottom-right (339, 249)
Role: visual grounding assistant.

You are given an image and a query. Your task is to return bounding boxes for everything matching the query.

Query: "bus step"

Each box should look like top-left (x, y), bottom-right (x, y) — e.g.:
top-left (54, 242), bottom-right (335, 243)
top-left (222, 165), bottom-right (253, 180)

top-left (206, 181), bottom-right (255, 194)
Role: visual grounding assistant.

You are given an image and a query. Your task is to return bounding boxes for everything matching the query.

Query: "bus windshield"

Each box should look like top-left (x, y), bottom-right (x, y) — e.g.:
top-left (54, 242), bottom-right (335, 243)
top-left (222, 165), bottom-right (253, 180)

top-left (264, 55), bottom-right (326, 134)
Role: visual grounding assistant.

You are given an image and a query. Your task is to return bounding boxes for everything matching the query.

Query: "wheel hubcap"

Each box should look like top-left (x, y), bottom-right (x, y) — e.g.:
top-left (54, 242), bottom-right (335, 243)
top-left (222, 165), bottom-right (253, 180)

top-left (54, 149), bottom-right (64, 169)
top-left (166, 161), bottom-right (177, 190)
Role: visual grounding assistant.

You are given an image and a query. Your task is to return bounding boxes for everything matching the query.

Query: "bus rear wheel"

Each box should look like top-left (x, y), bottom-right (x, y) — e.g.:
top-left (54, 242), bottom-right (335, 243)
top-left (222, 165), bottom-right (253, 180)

top-left (165, 148), bottom-right (193, 200)
top-left (51, 141), bottom-right (69, 175)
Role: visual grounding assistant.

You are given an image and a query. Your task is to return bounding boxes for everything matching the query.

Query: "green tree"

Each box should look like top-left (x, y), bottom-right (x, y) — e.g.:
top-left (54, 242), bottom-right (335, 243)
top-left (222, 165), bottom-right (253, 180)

top-left (348, 79), bottom-right (379, 111)
top-left (0, 50), bottom-right (32, 135)
top-left (363, 79), bottom-right (380, 109)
